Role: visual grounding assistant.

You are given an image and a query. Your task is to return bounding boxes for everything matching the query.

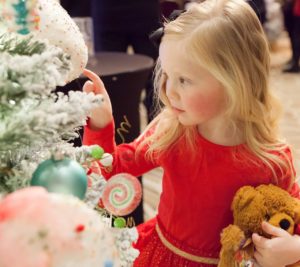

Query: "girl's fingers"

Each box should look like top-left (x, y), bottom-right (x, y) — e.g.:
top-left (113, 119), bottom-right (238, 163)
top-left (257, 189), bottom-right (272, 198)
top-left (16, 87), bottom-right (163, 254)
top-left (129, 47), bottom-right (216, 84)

top-left (83, 69), bottom-right (105, 94)
top-left (253, 251), bottom-right (264, 266)
top-left (83, 81), bottom-right (94, 93)
top-left (261, 221), bottom-right (290, 238)
top-left (252, 233), bottom-right (269, 249)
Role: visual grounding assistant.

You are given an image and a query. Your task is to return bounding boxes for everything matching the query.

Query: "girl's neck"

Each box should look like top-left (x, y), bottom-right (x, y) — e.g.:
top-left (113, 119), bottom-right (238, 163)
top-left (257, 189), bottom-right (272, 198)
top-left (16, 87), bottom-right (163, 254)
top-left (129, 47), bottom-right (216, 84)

top-left (197, 119), bottom-right (245, 146)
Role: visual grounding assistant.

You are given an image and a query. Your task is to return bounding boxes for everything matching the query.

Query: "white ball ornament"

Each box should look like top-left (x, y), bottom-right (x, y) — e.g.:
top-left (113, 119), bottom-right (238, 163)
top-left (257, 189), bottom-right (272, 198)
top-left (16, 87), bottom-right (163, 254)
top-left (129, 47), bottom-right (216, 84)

top-left (100, 153), bottom-right (114, 167)
top-left (0, 0), bottom-right (88, 83)
top-left (34, 0), bottom-right (88, 82)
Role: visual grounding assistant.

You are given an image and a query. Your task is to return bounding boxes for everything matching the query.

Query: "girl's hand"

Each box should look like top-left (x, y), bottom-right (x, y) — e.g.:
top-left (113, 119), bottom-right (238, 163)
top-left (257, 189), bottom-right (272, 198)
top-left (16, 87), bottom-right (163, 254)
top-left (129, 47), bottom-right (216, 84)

top-left (252, 221), bottom-right (300, 267)
top-left (83, 69), bottom-right (113, 129)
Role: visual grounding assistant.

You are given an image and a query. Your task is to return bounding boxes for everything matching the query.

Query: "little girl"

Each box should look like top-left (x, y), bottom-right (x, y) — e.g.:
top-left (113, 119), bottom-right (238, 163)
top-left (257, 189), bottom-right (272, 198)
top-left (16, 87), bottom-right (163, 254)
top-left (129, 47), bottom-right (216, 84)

top-left (82, 0), bottom-right (300, 266)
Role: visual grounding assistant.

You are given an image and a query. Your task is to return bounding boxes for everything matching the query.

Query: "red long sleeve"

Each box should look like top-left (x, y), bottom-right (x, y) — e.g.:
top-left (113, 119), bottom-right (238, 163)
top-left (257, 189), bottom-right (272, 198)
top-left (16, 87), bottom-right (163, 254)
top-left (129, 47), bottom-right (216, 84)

top-left (83, 120), bottom-right (159, 179)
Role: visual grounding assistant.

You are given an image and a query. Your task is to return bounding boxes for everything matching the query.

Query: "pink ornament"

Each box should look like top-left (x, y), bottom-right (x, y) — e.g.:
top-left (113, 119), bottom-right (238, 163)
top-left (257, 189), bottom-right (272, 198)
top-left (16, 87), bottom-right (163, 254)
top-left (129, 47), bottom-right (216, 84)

top-left (0, 187), bottom-right (117, 267)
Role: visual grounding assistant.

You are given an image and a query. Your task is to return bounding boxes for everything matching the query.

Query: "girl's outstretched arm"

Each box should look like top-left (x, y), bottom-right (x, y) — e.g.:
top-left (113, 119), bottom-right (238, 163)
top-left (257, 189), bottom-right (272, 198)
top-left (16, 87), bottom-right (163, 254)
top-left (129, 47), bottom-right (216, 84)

top-left (82, 69), bottom-right (159, 179)
top-left (253, 221), bottom-right (300, 267)
top-left (82, 69), bottom-right (113, 129)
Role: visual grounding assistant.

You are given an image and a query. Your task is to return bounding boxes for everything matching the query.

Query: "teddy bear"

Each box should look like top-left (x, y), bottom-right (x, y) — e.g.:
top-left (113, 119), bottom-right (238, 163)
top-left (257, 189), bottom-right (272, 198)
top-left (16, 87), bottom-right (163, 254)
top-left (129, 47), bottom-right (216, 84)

top-left (218, 184), bottom-right (300, 267)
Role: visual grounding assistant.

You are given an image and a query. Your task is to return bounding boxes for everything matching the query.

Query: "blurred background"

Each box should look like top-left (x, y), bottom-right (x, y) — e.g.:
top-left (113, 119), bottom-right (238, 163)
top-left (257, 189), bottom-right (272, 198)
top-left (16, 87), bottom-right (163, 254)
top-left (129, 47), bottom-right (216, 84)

top-left (58, 0), bottom-right (300, 221)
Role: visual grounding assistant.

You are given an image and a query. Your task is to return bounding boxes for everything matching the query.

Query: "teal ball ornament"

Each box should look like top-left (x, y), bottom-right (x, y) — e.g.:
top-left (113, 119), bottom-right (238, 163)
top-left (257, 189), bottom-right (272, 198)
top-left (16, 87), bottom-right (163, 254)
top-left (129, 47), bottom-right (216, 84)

top-left (31, 158), bottom-right (87, 200)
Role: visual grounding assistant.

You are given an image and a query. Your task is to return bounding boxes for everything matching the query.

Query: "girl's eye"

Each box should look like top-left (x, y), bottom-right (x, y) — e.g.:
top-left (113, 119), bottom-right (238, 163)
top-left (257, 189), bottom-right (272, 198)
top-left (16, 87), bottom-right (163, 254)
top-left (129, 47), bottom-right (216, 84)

top-left (179, 77), bottom-right (188, 85)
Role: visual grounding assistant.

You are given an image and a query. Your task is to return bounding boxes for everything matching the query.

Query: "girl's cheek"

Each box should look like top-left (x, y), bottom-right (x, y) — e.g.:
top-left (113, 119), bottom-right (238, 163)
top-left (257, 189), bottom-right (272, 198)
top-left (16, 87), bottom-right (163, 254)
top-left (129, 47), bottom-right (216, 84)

top-left (185, 91), bottom-right (225, 117)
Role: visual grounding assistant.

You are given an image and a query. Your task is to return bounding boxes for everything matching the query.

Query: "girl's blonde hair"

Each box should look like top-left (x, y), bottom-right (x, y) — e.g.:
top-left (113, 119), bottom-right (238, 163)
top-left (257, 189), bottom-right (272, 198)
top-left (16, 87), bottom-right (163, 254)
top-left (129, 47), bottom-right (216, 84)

top-left (139, 0), bottom-right (294, 186)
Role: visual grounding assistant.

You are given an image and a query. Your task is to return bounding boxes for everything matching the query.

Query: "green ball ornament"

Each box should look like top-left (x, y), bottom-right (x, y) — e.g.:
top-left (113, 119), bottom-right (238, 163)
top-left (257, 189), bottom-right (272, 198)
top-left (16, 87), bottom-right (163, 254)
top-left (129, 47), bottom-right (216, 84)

top-left (31, 158), bottom-right (87, 200)
top-left (91, 146), bottom-right (104, 159)
top-left (113, 217), bottom-right (126, 228)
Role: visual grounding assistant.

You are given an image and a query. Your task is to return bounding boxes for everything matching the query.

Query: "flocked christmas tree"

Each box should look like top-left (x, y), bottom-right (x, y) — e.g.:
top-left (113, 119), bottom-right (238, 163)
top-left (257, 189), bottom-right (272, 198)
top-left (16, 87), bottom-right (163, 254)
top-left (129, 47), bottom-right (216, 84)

top-left (0, 1), bottom-right (140, 266)
top-left (0, 0), bottom-right (101, 193)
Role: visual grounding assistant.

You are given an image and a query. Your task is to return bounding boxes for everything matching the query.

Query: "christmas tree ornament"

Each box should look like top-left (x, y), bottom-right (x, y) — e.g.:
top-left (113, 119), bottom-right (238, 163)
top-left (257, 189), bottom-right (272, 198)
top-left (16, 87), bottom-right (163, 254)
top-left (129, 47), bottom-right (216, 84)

top-left (0, 0), bottom-right (40, 35)
top-left (113, 217), bottom-right (127, 228)
top-left (91, 145), bottom-right (104, 160)
top-left (100, 153), bottom-right (114, 167)
top-left (30, 157), bottom-right (87, 200)
top-left (0, 0), bottom-right (88, 82)
top-left (0, 187), bottom-right (137, 267)
top-left (34, 0), bottom-right (88, 82)
top-left (102, 173), bottom-right (142, 216)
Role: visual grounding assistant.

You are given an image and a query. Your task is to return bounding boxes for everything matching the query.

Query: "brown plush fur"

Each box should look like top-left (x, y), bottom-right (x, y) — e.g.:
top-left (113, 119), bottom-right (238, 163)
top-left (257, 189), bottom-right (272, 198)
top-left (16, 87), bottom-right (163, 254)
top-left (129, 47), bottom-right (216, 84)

top-left (218, 184), bottom-right (300, 267)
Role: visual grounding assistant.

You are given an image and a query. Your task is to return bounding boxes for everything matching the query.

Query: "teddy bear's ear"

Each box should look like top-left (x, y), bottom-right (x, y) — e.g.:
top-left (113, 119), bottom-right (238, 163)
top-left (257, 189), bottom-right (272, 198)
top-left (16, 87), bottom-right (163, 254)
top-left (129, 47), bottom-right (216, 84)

top-left (231, 186), bottom-right (258, 212)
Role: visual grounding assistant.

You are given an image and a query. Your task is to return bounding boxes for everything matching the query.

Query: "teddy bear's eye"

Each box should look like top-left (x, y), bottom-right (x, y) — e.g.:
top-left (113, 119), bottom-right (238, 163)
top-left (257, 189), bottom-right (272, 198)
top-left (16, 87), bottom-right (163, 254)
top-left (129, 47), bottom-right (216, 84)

top-left (265, 214), bottom-right (270, 221)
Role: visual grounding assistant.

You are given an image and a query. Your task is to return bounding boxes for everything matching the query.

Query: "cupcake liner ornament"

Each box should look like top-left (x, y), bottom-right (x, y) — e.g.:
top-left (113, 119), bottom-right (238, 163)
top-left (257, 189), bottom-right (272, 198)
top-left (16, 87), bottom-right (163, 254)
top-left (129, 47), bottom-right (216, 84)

top-left (30, 154), bottom-right (88, 200)
top-left (102, 173), bottom-right (142, 216)
top-left (0, 187), bottom-right (134, 267)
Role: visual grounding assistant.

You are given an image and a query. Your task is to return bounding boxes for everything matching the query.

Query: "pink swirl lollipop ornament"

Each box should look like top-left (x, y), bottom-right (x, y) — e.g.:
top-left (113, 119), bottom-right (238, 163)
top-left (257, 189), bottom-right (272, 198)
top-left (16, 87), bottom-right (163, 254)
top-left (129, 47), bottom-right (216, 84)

top-left (102, 173), bottom-right (142, 216)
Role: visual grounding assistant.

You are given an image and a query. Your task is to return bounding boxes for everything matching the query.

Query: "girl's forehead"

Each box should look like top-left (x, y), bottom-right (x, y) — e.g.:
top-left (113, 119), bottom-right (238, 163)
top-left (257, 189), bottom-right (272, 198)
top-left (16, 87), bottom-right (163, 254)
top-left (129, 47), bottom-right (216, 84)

top-left (159, 39), bottom-right (207, 77)
top-left (159, 40), bottom-right (188, 67)
top-left (159, 40), bottom-right (219, 81)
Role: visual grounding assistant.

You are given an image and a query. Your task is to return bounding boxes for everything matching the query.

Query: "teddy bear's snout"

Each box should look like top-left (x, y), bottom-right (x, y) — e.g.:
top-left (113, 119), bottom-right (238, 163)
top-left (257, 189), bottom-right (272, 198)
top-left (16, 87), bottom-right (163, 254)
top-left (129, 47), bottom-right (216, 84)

top-left (279, 219), bottom-right (290, 230)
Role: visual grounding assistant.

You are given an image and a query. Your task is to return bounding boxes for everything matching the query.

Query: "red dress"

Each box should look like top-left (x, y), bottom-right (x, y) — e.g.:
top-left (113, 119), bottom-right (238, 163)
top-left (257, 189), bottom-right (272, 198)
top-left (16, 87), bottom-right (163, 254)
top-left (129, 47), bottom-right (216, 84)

top-left (83, 121), bottom-right (300, 267)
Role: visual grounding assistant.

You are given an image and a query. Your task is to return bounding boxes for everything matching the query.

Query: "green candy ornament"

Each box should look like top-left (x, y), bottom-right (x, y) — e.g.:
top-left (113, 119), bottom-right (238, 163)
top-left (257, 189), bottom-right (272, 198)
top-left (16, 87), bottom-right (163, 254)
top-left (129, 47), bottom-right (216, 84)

top-left (113, 217), bottom-right (127, 228)
top-left (31, 157), bottom-right (87, 200)
top-left (91, 146), bottom-right (104, 160)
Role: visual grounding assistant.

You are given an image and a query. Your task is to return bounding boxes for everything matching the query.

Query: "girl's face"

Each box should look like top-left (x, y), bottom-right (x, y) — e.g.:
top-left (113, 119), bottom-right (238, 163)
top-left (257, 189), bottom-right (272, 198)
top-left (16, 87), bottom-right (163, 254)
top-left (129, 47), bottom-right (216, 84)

top-left (159, 40), bottom-right (227, 130)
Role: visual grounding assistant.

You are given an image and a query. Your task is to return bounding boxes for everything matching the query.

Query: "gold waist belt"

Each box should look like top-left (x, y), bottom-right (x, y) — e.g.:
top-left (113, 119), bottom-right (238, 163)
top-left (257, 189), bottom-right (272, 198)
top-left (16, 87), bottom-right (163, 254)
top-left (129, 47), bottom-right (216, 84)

top-left (155, 224), bottom-right (220, 265)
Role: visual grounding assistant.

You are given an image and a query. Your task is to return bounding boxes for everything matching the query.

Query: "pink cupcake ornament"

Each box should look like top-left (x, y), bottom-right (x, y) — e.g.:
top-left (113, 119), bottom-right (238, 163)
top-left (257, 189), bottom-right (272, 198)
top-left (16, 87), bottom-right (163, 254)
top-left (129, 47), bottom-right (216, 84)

top-left (0, 187), bottom-right (118, 267)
